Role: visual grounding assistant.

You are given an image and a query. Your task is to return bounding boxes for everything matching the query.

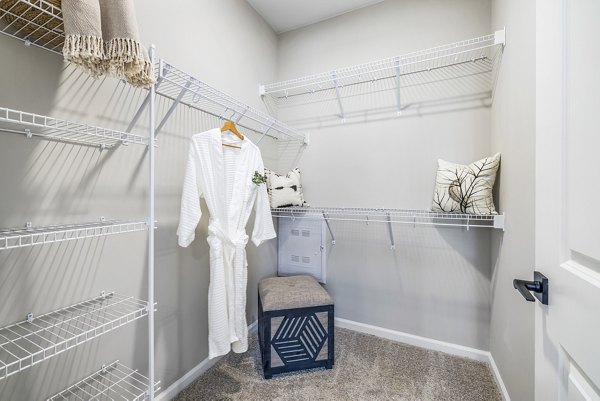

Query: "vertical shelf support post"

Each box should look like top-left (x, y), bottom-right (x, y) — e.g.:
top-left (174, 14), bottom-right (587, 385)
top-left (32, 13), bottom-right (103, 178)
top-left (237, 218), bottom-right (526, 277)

top-left (147, 45), bottom-right (157, 401)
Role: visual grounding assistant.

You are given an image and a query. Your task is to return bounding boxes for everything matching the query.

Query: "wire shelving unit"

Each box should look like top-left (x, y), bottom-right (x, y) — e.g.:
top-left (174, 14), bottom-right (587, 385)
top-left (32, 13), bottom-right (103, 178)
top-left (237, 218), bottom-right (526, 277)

top-left (260, 29), bottom-right (506, 125)
top-left (272, 207), bottom-right (504, 248)
top-left (272, 207), bottom-right (504, 229)
top-left (0, 107), bottom-right (148, 148)
top-left (0, 3), bottom-right (158, 397)
top-left (0, 293), bottom-right (149, 381)
top-left (0, 0), bottom-right (64, 54)
top-left (0, 219), bottom-right (148, 251)
top-left (47, 361), bottom-right (160, 401)
top-left (127, 60), bottom-right (309, 145)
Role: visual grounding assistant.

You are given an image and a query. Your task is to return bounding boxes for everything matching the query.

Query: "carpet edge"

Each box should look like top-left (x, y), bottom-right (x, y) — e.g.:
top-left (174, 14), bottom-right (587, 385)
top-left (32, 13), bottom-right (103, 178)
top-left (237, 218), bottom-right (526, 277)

top-left (334, 317), bottom-right (510, 401)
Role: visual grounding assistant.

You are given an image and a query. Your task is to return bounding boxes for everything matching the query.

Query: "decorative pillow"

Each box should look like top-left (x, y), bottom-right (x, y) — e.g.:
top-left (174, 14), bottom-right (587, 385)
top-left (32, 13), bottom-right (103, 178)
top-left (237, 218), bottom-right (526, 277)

top-left (431, 153), bottom-right (501, 215)
top-left (264, 167), bottom-right (309, 208)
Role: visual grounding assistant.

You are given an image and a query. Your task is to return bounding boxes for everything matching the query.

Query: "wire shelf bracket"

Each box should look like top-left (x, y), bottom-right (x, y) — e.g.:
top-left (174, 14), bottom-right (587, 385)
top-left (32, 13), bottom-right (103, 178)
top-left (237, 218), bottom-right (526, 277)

top-left (331, 72), bottom-right (346, 121)
top-left (386, 212), bottom-right (396, 250)
top-left (0, 107), bottom-right (148, 148)
top-left (0, 219), bottom-right (148, 251)
top-left (47, 360), bottom-right (160, 401)
top-left (322, 212), bottom-right (336, 245)
top-left (0, 292), bottom-right (150, 381)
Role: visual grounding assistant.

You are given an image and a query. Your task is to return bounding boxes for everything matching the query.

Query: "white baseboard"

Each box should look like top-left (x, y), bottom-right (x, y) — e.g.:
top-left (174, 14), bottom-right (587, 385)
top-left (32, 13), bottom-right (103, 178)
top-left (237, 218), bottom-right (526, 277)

top-left (248, 319), bottom-right (258, 333)
top-left (334, 318), bottom-right (489, 361)
top-left (155, 320), bottom-right (258, 401)
top-left (488, 352), bottom-right (511, 401)
top-left (334, 318), bottom-right (510, 401)
top-left (155, 354), bottom-right (222, 401)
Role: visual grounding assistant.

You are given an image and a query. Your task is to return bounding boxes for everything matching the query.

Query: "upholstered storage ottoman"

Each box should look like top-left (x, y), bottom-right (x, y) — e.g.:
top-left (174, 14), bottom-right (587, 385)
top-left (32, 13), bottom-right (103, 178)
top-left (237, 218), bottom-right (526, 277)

top-left (258, 275), bottom-right (334, 379)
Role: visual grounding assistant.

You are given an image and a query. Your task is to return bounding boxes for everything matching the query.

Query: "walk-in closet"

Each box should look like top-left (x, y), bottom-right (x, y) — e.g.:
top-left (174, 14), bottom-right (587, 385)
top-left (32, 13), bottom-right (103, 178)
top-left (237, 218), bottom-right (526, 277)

top-left (0, 0), bottom-right (598, 400)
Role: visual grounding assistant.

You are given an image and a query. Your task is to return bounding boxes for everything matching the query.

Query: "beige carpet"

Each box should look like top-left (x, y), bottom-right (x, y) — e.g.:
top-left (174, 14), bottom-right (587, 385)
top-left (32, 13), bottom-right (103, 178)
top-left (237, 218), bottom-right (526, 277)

top-left (174, 328), bottom-right (503, 401)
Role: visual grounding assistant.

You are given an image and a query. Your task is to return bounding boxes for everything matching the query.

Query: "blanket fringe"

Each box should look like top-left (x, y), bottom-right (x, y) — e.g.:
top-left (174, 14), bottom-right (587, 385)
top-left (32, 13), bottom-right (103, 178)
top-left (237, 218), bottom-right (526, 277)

top-left (63, 36), bottom-right (155, 88)
top-left (104, 37), bottom-right (155, 88)
top-left (125, 60), bottom-right (156, 89)
top-left (62, 34), bottom-right (105, 78)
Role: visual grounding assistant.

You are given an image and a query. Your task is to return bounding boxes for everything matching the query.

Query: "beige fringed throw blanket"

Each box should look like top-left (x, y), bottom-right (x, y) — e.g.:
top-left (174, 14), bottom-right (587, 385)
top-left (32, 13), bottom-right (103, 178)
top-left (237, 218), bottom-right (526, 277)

top-left (62, 0), bottom-right (154, 88)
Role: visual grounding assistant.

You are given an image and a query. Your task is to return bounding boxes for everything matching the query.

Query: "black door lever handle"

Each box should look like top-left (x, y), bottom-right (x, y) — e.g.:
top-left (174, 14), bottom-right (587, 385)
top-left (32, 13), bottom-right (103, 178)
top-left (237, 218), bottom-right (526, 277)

top-left (513, 271), bottom-right (549, 305)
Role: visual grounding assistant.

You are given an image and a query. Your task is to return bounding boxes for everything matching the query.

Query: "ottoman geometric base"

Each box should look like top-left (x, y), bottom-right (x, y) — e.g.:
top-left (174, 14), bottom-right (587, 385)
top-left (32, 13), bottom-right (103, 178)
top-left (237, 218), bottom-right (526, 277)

top-left (258, 276), bottom-right (335, 379)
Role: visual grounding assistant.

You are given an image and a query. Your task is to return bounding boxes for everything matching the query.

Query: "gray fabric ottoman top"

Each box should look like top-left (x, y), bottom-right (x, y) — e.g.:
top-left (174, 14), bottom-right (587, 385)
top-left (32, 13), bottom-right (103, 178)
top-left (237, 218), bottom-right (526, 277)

top-left (259, 275), bottom-right (334, 312)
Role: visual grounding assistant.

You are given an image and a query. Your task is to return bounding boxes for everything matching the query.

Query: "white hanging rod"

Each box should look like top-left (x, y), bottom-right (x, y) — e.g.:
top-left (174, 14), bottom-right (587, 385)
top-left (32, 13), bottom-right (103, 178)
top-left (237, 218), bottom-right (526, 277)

top-left (271, 207), bottom-right (505, 230)
top-left (260, 29), bottom-right (505, 99)
top-left (0, 107), bottom-right (148, 148)
top-left (0, 0), bottom-right (64, 55)
top-left (47, 360), bottom-right (160, 401)
top-left (0, 292), bottom-right (150, 381)
top-left (145, 60), bottom-right (308, 143)
top-left (0, 219), bottom-right (148, 251)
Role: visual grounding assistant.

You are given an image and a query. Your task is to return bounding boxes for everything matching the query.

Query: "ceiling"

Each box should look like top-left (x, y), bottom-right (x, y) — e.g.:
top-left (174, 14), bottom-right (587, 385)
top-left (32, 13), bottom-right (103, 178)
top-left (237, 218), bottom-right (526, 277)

top-left (247, 0), bottom-right (385, 34)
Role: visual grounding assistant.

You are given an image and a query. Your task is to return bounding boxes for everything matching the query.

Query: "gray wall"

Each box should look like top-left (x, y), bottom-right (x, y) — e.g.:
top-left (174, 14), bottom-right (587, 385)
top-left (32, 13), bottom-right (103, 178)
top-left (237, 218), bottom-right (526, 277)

top-left (489, 0), bottom-right (536, 400)
top-left (275, 0), bottom-right (496, 350)
top-left (0, 0), bottom-right (279, 399)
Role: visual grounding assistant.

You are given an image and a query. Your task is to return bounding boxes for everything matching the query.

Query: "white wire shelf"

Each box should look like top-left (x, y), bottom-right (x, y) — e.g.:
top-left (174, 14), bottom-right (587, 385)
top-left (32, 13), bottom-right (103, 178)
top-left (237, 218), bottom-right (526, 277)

top-left (144, 60), bottom-right (308, 144)
top-left (271, 207), bottom-right (505, 230)
top-left (48, 360), bottom-right (159, 401)
top-left (0, 107), bottom-right (148, 148)
top-left (0, 0), bottom-right (64, 55)
top-left (0, 292), bottom-right (149, 381)
top-left (0, 219), bottom-right (148, 251)
top-left (260, 29), bottom-right (505, 125)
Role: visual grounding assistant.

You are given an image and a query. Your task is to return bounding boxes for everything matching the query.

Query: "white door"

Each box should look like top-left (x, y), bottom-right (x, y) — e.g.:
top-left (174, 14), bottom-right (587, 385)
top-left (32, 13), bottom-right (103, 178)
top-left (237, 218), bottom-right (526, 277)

top-left (534, 0), bottom-right (600, 400)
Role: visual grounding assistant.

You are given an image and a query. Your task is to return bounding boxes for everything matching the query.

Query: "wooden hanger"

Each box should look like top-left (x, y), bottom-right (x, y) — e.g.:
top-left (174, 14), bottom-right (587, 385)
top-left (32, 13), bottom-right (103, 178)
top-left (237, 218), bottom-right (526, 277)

top-left (220, 120), bottom-right (244, 149)
top-left (221, 121), bottom-right (244, 140)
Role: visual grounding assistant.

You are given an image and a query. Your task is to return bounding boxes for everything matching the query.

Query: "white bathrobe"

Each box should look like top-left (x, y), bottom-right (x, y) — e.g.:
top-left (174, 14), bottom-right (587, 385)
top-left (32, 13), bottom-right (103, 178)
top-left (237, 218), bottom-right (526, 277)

top-left (177, 128), bottom-right (276, 359)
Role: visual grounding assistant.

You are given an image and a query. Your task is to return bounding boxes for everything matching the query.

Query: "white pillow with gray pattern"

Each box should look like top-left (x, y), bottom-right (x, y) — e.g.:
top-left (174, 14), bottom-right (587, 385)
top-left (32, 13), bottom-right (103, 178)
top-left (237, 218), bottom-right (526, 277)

top-left (265, 167), bottom-right (309, 208)
top-left (431, 153), bottom-right (501, 215)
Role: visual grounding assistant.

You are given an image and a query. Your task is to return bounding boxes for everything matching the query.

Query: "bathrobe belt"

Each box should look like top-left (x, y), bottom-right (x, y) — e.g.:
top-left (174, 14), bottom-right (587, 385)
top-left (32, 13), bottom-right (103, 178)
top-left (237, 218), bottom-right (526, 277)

top-left (207, 223), bottom-right (249, 250)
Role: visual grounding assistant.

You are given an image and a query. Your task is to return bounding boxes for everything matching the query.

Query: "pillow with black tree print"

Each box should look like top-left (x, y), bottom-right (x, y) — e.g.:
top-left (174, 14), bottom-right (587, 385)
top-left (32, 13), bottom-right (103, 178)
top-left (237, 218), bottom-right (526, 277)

top-left (264, 167), bottom-right (309, 208)
top-left (431, 153), bottom-right (501, 215)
